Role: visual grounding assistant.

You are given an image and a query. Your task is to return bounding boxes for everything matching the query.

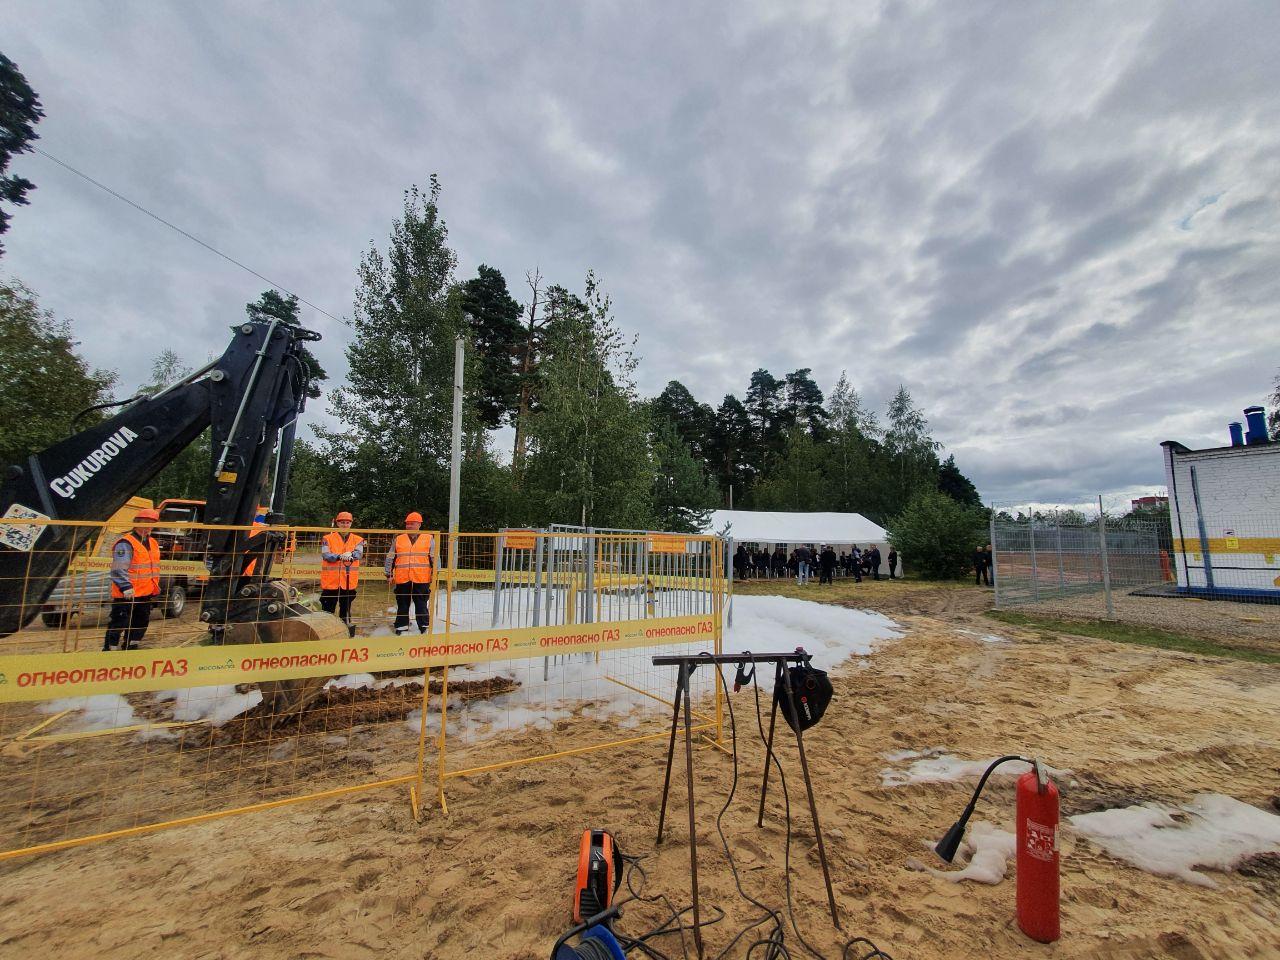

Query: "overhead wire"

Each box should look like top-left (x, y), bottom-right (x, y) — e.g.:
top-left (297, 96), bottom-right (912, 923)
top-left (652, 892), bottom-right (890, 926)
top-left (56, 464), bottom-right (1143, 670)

top-left (30, 145), bottom-right (348, 327)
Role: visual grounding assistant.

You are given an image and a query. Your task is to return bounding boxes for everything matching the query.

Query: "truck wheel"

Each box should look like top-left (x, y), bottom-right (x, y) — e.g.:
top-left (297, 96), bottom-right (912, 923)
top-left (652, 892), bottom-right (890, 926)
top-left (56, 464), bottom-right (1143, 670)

top-left (163, 583), bottom-right (187, 619)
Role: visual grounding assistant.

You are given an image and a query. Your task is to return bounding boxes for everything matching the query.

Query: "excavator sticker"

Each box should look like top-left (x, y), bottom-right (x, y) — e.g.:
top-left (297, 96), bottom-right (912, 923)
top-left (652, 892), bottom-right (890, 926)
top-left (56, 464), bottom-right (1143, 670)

top-left (0, 504), bottom-right (50, 553)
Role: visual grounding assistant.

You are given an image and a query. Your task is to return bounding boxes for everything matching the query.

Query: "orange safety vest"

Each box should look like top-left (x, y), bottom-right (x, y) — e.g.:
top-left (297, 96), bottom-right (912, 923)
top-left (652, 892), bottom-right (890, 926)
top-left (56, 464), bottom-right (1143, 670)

top-left (242, 525), bottom-right (267, 578)
top-left (320, 531), bottom-right (364, 590)
top-left (391, 533), bottom-right (434, 584)
top-left (112, 533), bottom-right (161, 600)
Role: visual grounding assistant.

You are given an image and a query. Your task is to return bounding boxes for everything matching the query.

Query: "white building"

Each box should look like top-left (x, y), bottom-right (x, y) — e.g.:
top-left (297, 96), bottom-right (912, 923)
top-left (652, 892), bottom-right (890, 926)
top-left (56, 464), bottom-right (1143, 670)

top-left (1162, 406), bottom-right (1279, 599)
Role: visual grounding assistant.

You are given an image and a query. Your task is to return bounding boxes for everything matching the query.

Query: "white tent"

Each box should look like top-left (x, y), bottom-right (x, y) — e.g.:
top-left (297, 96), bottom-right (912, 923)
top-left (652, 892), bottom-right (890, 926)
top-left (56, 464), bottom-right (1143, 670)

top-left (705, 509), bottom-right (888, 547)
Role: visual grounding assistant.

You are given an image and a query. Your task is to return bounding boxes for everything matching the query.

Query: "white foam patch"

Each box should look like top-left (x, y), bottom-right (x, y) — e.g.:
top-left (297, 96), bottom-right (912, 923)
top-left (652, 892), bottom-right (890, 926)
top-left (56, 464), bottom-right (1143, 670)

top-left (1069, 794), bottom-right (1280, 888)
top-left (154, 685), bottom-right (263, 726)
top-left (726, 594), bottom-right (901, 667)
top-left (39, 695), bottom-right (138, 731)
top-left (881, 750), bottom-right (1070, 787)
top-left (912, 821), bottom-right (1015, 885)
top-left (955, 628), bottom-right (1011, 645)
top-left (401, 593), bottom-right (901, 743)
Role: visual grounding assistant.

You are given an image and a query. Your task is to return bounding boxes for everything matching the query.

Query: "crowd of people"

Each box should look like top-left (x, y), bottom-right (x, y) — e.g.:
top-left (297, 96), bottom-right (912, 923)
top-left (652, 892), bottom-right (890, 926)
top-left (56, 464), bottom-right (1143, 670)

top-left (732, 542), bottom-right (899, 584)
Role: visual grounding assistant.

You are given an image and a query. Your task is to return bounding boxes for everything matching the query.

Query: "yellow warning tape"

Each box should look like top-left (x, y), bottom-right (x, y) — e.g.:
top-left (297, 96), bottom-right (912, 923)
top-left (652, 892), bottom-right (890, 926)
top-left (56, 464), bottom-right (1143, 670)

top-left (0, 612), bottom-right (716, 703)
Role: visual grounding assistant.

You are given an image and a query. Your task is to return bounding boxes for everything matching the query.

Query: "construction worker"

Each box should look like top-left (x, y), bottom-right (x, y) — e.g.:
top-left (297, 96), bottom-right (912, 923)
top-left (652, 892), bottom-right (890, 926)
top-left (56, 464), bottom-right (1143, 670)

top-left (103, 508), bottom-right (162, 651)
top-left (234, 512), bottom-right (271, 593)
top-left (385, 511), bottom-right (433, 634)
top-left (320, 511), bottom-right (364, 636)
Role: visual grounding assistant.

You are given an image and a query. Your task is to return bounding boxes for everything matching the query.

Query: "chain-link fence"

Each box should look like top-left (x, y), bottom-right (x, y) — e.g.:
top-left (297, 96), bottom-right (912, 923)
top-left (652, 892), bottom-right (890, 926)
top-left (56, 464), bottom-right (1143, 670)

top-left (990, 498), bottom-right (1173, 612)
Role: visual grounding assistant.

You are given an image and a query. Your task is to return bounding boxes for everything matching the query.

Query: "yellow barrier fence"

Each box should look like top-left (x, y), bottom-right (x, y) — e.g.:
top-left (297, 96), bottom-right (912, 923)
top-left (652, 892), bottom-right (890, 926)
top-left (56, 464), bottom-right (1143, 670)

top-left (0, 519), bottom-right (724, 859)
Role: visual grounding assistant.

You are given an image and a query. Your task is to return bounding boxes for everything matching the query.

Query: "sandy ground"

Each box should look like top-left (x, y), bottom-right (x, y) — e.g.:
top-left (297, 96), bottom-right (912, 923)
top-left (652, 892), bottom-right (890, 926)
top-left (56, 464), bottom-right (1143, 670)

top-left (1, 581), bottom-right (1278, 959)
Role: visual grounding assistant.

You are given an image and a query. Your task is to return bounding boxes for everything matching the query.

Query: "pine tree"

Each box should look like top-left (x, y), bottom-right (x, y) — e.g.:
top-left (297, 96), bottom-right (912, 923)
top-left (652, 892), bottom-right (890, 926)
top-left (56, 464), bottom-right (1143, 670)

top-left (651, 419), bottom-right (716, 532)
top-left (459, 264), bottom-right (522, 430)
top-left (937, 454), bottom-right (982, 507)
top-left (782, 368), bottom-right (828, 437)
top-left (246, 290), bottom-right (327, 399)
top-left (744, 368), bottom-right (786, 458)
top-left (651, 380), bottom-right (716, 467)
top-left (0, 53), bottom-right (44, 255)
top-left (319, 178), bottom-right (468, 525)
top-left (708, 394), bottom-right (753, 502)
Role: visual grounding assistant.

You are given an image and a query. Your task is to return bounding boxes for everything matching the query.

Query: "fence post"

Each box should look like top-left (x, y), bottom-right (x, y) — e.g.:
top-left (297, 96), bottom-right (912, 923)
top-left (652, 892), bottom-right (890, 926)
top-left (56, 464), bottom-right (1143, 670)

top-left (1098, 495), bottom-right (1115, 618)
top-left (490, 531), bottom-right (507, 628)
top-left (1189, 466), bottom-right (1215, 595)
top-left (583, 528), bottom-right (596, 624)
top-left (988, 514), bottom-right (1000, 607)
top-left (1029, 518), bottom-right (1040, 602)
top-left (1055, 514), bottom-right (1065, 592)
top-left (726, 535), bottom-right (735, 628)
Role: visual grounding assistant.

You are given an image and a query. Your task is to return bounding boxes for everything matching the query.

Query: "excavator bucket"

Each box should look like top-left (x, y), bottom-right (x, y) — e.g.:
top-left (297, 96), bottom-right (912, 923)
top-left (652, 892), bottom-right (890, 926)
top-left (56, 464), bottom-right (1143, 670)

top-left (219, 603), bottom-right (351, 727)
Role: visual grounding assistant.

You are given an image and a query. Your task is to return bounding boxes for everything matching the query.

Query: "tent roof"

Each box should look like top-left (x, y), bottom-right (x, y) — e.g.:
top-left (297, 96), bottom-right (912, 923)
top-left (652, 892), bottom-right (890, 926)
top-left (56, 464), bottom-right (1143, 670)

top-left (705, 510), bottom-right (888, 545)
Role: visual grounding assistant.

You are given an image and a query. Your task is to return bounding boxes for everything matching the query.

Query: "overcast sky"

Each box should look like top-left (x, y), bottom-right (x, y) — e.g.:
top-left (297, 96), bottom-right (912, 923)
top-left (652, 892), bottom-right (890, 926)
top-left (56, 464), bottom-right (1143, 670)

top-left (5, 1), bottom-right (1279, 507)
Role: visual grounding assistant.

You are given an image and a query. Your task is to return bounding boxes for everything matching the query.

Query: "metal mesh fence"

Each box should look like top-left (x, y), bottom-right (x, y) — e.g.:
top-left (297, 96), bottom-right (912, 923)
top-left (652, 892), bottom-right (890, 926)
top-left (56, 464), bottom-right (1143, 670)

top-left (991, 500), bottom-right (1172, 611)
top-left (0, 517), bottom-right (724, 858)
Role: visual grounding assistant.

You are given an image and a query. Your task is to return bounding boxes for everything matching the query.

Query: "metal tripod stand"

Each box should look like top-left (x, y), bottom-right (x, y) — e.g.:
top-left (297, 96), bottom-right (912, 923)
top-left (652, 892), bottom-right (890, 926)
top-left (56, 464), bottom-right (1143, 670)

top-left (653, 652), bottom-right (841, 957)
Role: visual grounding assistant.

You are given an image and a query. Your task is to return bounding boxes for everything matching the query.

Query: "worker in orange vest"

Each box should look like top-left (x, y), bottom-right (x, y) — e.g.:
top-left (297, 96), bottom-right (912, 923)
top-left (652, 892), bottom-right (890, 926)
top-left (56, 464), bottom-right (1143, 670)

top-left (234, 512), bottom-right (271, 593)
top-left (385, 511), bottom-right (433, 634)
top-left (321, 511), bottom-right (364, 636)
top-left (103, 508), bottom-right (162, 651)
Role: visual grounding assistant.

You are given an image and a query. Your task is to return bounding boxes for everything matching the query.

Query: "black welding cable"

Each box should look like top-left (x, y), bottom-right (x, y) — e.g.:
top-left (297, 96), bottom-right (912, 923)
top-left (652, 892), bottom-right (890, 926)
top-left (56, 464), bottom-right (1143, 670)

top-left (751, 675), bottom-right (825, 960)
top-left (704, 652), bottom-right (790, 960)
top-left (752, 674), bottom-right (895, 960)
top-left (617, 853), bottom-right (727, 960)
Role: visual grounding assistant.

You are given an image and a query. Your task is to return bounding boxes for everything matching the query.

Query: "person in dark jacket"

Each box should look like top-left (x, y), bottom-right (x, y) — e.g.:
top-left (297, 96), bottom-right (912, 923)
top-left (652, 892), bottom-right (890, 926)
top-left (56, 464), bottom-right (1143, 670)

top-left (794, 544), bottom-right (812, 584)
top-left (973, 545), bottom-right (990, 585)
top-left (887, 547), bottom-right (899, 579)
top-left (772, 547), bottom-right (786, 578)
top-left (734, 545), bottom-right (748, 581)
top-left (868, 544), bottom-right (882, 580)
top-left (818, 545), bottom-right (837, 584)
top-left (984, 543), bottom-right (994, 585)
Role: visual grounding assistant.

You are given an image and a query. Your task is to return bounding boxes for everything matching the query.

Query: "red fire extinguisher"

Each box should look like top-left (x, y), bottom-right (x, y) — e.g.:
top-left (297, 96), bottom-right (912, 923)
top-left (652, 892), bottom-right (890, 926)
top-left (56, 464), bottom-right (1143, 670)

top-left (935, 755), bottom-right (1061, 944)
top-left (1016, 760), bottom-right (1060, 943)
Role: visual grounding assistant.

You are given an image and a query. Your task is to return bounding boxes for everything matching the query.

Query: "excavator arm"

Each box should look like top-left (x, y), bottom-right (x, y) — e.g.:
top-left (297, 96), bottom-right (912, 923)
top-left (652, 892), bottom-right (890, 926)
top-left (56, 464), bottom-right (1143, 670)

top-left (0, 319), bottom-right (316, 637)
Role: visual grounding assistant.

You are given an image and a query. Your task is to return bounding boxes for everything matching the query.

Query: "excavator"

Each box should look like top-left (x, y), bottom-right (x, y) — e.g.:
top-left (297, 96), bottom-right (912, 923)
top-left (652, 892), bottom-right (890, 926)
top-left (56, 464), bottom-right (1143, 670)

top-left (0, 318), bottom-right (350, 719)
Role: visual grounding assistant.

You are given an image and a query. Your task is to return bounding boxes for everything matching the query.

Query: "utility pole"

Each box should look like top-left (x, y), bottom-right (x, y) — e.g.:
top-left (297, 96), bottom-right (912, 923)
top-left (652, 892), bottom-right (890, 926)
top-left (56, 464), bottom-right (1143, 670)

top-left (448, 336), bottom-right (464, 568)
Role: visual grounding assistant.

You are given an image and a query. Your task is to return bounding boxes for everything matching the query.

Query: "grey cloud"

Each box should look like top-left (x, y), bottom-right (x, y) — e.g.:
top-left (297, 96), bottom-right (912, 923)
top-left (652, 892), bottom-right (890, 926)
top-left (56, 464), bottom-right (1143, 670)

top-left (4, 0), bottom-right (1279, 506)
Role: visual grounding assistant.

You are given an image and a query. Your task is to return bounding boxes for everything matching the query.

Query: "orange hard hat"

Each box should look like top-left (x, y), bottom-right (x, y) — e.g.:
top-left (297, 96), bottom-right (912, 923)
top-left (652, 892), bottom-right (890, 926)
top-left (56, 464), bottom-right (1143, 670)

top-left (405, 511), bottom-right (423, 524)
top-left (334, 511), bottom-right (354, 523)
top-left (134, 508), bottom-right (160, 523)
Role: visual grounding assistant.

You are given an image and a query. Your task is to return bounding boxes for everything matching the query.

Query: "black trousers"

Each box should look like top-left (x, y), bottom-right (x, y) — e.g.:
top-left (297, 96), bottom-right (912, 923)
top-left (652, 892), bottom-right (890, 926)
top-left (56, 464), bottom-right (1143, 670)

top-left (394, 582), bottom-right (431, 633)
top-left (975, 566), bottom-right (991, 586)
top-left (104, 597), bottom-right (153, 651)
top-left (320, 588), bottom-right (357, 623)
top-left (819, 566), bottom-right (834, 584)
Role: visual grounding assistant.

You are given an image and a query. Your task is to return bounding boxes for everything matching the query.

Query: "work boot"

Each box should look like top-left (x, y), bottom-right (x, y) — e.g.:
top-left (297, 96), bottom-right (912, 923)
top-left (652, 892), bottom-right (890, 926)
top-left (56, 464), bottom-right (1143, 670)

top-left (347, 624), bottom-right (356, 639)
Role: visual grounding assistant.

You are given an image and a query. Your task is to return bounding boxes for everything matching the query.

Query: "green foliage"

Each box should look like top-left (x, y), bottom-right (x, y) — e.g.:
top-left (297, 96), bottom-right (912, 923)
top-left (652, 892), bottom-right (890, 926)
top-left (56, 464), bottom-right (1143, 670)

top-left (246, 290), bottom-right (327, 399)
top-left (938, 454), bottom-right (982, 507)
top-left (887, 490), bottom-right (986, 580)
top-left (651, 418), bottom-right (716, 533)
top-left (460, 264), bottom-right (523, 429)
top-left (0, 53), bottom-right (44, 254)
top-left (651, 380), bottom-right (716, 467)
top-left (318, 178), bottom-right (469, 526)
top-left (522, 273), bottom-right (652, 528)
top-left (0, 282), bottom-right (116, 467)
top-left (752, 427), bottom-right (827, 512)
top-left (283, 438), bottom-right (338, 525)
top-left (782, 368), bottom-right (827, 437)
